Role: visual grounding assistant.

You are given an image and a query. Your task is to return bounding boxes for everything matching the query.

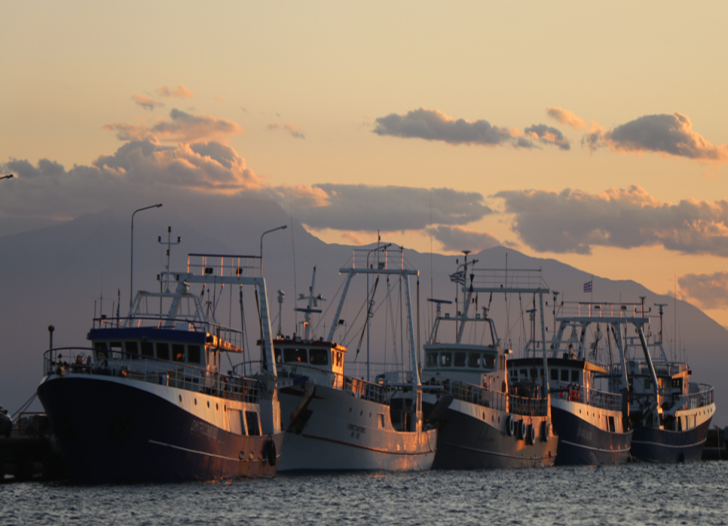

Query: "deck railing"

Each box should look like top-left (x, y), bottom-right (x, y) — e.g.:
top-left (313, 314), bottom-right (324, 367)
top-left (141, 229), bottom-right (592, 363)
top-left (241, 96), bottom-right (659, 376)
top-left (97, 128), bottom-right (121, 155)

top-left (43, 347), bottom-right (260, 404)
top-left (276, 362), bottom-right (392, 405)
top-left (685, 383), bottom-right (714, 409)
top-left (553, 384), bottom-right (622, 411)
top-left (430, 379), bottom-right (549, 417)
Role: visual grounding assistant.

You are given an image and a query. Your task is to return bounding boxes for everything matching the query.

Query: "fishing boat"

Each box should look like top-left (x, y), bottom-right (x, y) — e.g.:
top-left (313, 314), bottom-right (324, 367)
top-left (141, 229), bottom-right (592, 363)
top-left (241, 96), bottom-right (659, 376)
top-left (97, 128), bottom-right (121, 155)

top-left (612, 302), bottom-right (715, 463)
top-left (273, 248), bottom-right (439, 471)
top-left (509, 300), bottom-right (632, 465)
top-left (422, 255), bottom-right (558, 469)
top-left (36, 251), bottom-right (284, 483)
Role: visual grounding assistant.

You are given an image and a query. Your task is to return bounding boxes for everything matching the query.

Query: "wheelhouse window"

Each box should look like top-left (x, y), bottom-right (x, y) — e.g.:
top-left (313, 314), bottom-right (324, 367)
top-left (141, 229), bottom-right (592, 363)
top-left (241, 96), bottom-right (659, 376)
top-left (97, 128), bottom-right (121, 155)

top-left (157, 343), bottom-right (170, 361)
top-left (484, 355), bottom-right (496, 369)
top-left (141, 341), bottom-right (154, 358)
top-left (571, 370), bottom-right (580, 382)
top-left (245, 411), bottom-right (261, 436)
top-left (454, 352), bottom-right (466, 367)
top-left (188, 345), bottom-right (201, 364)
top-left (519, 369), bottom-right (527, 379)
top-left (173, 344), bottom-right (185, 362)
top-left (468, 353), bottom-right (480, 368)
top-left (309, 348), bottom-right (328, 365)
top-left (560, 369), bottom-right (569, 382)
top-left (274, 348), bottom-right (282, 363)
top-left (425, 352), bottom-right (438, 368)
top-left (283, 348), bottom-right (307, 363)
top-left (125, 341), bottom-right (139, 360)
top-left (439, 352), bottom-right (452, 367)
top-left (550, 368), bottom-right (558, 381)
top-left (109, 342), bottom-right (122, 360)
top-left (94, 342), bottom-right (107, 361)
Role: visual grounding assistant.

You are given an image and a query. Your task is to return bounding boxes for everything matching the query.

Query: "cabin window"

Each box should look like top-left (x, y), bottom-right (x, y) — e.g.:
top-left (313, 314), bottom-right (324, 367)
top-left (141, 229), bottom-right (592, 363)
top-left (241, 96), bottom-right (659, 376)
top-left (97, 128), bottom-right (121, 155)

top-left (336, 352), bottom-right (342, 367)
top-left (550, 369), bottom-right (558, 381)
top-left (245, 411), bottom-right (261, 436)
top-left (468, 353), bottom-right (480, 368)
top-left (173, 344), bottom-right (185, 362)
top-left (284, 348), bottom-right (307, 363)
top-left (426, 352), bottom-right (438, 368)
top-left (519, 369), bottom-right (527, 379)
top-left (571, 370), bottom-right (580, 382)
top-left (672, 378), bottom-right (682, 389)
top-left (141, 341), bottom-right (154, 358)
top-left (274, 348), bottom-right (282, 363)
top-left (109, 342), bottom-right (122, 360)
top-left (440, 352), bottom-right (452, 367)
top-left (530, 368), bottom-right (537, 378)
top-left (188, 345), bottom-right (201, 364)
top-left (125, 341), bottom-right (139, 360)
top-left (94, 342), bottom-right (107, 361)
top-left (454, 352), bottom-right (466, 367)
top-left (645, 378), bottom-right (652, 389)
top-left (310, 348), bottom-right (329, 365)
top-left (484, 355), bottom-right (495, 369)
top-left (561, 370), bottom-right (569, 382)
top-left (157, 343), bottom-right (170, 361)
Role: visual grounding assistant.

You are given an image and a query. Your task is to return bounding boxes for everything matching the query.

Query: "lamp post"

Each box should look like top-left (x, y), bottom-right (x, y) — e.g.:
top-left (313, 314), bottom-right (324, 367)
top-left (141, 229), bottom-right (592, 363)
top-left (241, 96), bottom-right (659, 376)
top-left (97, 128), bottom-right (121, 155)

top-left (130, 204), bottom-right (162, 308)
top-left (259, 225), bottom-right (287, 276)
top-left (0, 174), bottom-right (13, 181)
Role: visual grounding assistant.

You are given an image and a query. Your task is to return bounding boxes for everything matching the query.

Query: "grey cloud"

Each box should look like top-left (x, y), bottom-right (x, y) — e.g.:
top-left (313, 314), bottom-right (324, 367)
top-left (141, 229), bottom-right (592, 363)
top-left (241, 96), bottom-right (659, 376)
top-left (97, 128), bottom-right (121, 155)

top-left (679, 272), bottom-right (728, 310)
top-left (496, 185), bottom-right (728, 257)
top-left (132, 94), bottom-right (164, 111)
top-left (373, 108), bottom-right (532, 148)
top-left (266, 123), bottom-right (306, 139)
top-left (524, 124), bottom-right (570, 150)
top-left (429, 225), bottom-right (500, 253)
top-left (275, 184), bottom-right (493, 232)
top-left (103, 109), bottom-right (244, 143)
top-left (585, 113), bottom-right (728, 162)
top-left (0, 140), bottom-right (264, 227)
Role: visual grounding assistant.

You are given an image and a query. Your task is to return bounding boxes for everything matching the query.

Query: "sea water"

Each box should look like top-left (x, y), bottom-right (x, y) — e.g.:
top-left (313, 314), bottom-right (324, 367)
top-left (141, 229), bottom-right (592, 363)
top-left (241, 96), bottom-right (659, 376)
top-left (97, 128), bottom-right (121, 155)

top-left (2, 462), bottom-right (727, 526)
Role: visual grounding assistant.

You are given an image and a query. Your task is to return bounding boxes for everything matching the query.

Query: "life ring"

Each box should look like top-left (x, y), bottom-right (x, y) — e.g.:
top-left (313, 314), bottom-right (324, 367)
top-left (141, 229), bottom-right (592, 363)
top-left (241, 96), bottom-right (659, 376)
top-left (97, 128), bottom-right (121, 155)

top-left (527, 424), bottom-right (536, 445)
top-left (265, 438), bottom-right (277, 467)
top-left (505, 415), bottom-right (514, 436)
top-left (518, 420), bottom-right (526, 441)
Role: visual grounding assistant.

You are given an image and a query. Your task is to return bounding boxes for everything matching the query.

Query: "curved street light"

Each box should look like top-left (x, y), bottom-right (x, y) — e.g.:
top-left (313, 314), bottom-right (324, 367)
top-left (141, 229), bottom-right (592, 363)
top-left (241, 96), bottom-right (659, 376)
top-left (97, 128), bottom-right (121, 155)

top-left (259, 225), bottom-right (288, 276)
top-left (0, 174), bottom-right (13, 181)
top-left (130, 204), bottom-right (163, 308)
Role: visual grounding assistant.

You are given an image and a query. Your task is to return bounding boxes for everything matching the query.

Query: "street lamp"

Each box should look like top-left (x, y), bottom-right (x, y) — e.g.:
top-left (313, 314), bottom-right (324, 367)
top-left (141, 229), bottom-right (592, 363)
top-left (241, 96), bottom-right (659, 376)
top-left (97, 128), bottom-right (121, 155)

top-left (259, 225), bottom-right (287, 276)
top-left (0, 174), bottom-right (13, 181)
top-left (130, 204), bottom-right (163, 308)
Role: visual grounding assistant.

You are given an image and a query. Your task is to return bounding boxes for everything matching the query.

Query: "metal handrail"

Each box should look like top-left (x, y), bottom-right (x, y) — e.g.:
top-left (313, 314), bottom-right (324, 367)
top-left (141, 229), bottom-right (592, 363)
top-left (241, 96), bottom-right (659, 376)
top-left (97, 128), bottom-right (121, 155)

top-left (427, 379), bottom-right (549, 417)
top-left (43, 347), bottom-right (260, 404)
top-left (552, 384), bottom-right (622, 411)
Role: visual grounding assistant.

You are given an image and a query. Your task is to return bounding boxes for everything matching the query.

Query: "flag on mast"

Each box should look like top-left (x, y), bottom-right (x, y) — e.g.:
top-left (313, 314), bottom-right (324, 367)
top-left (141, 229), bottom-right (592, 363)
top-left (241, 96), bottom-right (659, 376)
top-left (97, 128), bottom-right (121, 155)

top-left (583, 280), bottom-right (593, 293)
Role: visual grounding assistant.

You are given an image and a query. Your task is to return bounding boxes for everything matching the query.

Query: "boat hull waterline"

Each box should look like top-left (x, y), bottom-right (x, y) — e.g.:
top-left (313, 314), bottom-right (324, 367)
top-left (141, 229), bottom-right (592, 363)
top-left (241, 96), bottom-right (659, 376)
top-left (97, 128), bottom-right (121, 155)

top-left (38, 375), bottom-right (283, 483)
top-left (278, 384), bottom-right (437, 471)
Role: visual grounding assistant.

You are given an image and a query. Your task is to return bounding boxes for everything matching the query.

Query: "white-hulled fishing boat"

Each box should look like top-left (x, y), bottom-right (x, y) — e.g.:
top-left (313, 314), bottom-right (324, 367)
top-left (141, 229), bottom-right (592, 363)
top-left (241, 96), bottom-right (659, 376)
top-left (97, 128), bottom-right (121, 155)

top-left (274, 247), bottom-right (439, 471)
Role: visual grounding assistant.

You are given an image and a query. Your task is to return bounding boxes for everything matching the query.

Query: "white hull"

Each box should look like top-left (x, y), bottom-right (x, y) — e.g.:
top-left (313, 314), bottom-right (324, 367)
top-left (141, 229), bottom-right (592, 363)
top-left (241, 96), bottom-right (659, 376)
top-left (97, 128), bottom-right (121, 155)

top-left (278, 383), bottom-right (437, 471)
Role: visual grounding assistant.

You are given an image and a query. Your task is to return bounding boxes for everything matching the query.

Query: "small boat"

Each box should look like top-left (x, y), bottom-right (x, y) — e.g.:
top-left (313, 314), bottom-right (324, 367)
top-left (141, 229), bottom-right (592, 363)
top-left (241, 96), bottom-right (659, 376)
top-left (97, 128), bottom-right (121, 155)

top-left (509, 301), bottom-right (633, 465)
top-left (37, 251), bottom-right (284, 483)
top-left (274, 248), bottom-right (438, 471)
top-left (422, 254), bottom-right (558, 469)
top-left (613, 302), bottom-right (715, 463)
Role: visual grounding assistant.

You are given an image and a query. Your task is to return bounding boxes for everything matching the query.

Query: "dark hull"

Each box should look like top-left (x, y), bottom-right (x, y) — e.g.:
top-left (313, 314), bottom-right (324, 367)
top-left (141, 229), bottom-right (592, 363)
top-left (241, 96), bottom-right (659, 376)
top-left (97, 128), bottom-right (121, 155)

top-left (37, 376), bottom-right (283, 483)
top-left (631, 417), bottom-right (712, 463)
top-left (427, 403), bottom-right (557, 469)
top-left (551, 405), bottom-right (631, 465)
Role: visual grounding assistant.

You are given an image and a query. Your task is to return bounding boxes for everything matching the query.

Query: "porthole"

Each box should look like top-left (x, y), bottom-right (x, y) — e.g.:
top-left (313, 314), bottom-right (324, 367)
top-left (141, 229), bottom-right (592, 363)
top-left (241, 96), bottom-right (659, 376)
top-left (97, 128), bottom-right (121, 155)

top-left (179, 395), bottom-right (182, 402)
top-left (195, 399), bottom-right (197, 405)
top-left (207, 401), bottom-right (210, 408)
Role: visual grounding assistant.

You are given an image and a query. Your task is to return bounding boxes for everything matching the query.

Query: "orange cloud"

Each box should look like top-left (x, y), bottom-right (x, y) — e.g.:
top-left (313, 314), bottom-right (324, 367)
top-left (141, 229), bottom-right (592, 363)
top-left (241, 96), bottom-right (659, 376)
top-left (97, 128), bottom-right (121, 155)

top-left (132, 94), bottom-right (164, 111)
top-left (156, 85), bottom-right (194, 98)
top-left (546, 107), bottom-right (585, 130)
top-left (267, 123), bottom-right (306, 139)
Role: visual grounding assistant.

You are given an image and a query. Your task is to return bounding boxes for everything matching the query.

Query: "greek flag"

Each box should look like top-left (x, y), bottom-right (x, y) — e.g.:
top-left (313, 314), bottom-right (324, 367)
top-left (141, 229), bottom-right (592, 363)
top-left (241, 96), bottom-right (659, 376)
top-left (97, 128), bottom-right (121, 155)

top-left (583, 280), bottom-right (593, 293)
top-left (449, 271), bottom-right (466, 286)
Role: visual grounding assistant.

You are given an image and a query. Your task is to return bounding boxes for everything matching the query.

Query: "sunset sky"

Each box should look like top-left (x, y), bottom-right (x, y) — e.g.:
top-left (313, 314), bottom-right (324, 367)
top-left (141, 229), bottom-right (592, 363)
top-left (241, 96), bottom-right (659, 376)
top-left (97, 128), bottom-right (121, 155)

top-left (3, 2), bottom-right (728, 324)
